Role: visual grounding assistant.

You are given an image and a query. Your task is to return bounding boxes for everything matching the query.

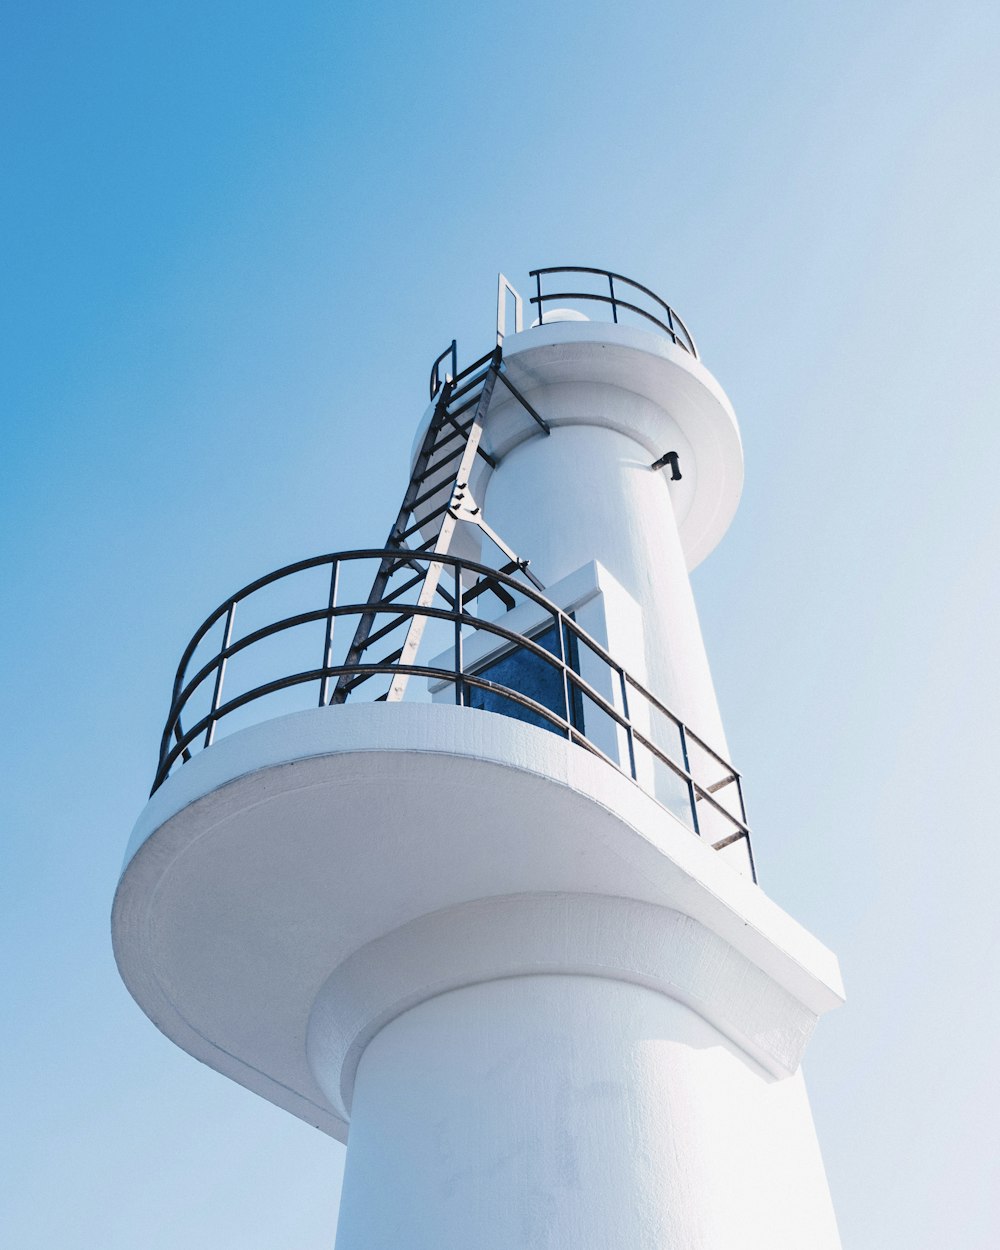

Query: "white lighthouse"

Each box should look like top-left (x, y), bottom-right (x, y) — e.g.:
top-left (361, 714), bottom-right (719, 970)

top-left (113, 266), bottom-right (844, 1248)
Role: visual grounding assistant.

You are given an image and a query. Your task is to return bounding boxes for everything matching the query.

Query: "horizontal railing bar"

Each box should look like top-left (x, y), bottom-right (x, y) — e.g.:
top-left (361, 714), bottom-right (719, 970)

top-left (677, 721), bottom-right (744, 778)
top-left (164, 555), bottom-right (705, 739)
top-left (164, 547), bottom-right (732, 775)
top-left (528, 266), bottom-right (675, 316)
top-left (166, 593), bottom-right (572, 739)
top-left (627, 728), bottom-right (747, 836)
top-left (341, 647), bottom-right (405, 689)
top-left (710, 830), bottom-right (750, 852)
top-left (621, 669), bottom-right (683, 729)
top-left (526, 267), bottom-right (697, 356)
top-left (689, 784), bottom-right (750, 835)
top-left (566, 724), bottom-right (627, 773)
top-left (530, 291), bottom-right (679, 341)
top-left (152, 544), bottom-right (751, 878)
top-left (703, 774), bottom-right (737, 795)
top-left (156, 661), bottom-right (580, 790)
top-left (563, 668), bottom-right (631, 732)
top-left (629, 728), bottom-right (699, 791)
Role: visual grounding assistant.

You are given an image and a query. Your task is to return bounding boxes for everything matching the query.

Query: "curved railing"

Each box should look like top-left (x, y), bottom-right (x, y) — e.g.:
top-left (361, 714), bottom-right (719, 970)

top-left (529, 266), bottom-right (698, 357)
top-left (152, 549), bottom-right (753, 878)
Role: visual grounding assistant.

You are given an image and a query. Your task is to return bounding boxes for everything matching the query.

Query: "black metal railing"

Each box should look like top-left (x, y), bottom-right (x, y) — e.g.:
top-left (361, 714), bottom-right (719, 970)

top-left (152, 549), bottom-right (753, 878)
top-left (529, 266), bottom-right (698, 357)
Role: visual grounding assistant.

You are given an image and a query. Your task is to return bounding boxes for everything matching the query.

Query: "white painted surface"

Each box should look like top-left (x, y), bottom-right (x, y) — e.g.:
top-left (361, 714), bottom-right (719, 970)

top-left (328, 976), bottom-right (841, 1250)
top-left (530, 306), bottom-right (591, 325)
top-left (112, 702), bottom-right (842, 1147)
top-left (306, 893), bottom-right (823, 1128)
top-left (428, 560), bottom-right (647, 769)
top-left (112, 316), bottom-right (845, 1246)
top-left (410, 322), bottom-right (744, 757)
top-left (484, 418), bottom-right (729, 754)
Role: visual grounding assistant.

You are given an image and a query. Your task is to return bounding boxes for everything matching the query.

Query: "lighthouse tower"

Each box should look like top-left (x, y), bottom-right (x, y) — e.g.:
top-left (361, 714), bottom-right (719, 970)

top-left (113, 267), bottom-right (844, 1249)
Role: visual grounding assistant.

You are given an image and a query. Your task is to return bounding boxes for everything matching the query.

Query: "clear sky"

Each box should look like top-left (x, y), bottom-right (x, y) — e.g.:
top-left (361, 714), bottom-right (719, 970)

top-left (3, 1), bottom-right (999, 1246)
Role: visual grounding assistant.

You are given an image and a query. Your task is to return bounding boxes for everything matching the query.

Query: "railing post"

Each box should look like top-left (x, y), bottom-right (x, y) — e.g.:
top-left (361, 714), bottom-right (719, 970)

top-left (735, 773), bottom-right (757, 882)
top-left (454, 561), bottom-right (464, 707)
top-left (535, 271), bottom-right (544, 325)
top-left (618, 669), bottom-right (636, 778)
top-left (319, 560), bottom-right (340, 708)
top-left (608, 272), bottom-right (618, 323)
top-left (554, 610), bottom-right (573, 738)
top-left (205, 601), bottom-right (236, 748)
top-left (677, 720), bottom-right (701, 837)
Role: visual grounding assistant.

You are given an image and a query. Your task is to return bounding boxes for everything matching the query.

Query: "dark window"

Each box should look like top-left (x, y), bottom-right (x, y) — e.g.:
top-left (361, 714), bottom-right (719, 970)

top-left (467, 621), bottom-right (584, 735)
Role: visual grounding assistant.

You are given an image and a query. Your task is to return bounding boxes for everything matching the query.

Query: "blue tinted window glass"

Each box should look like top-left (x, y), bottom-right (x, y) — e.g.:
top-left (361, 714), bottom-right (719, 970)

top-left (468, 623), bottom-right (583, 735)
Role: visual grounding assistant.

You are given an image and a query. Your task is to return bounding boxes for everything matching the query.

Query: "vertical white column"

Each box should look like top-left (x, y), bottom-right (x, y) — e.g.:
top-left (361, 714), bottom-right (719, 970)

top-left (481, 416), bottom-right (729, 756)
top-left (327, 976), bottom-right (841, 1250)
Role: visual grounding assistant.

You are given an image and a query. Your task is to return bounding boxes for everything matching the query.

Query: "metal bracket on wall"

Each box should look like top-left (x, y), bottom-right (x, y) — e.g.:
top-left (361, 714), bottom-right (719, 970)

top-left (651, 450), bottom-right (682, 480)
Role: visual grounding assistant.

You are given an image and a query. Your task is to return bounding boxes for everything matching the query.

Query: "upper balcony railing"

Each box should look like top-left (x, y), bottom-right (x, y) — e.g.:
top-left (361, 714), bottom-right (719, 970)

top-left (529, 266), bottom-right (699, 358)
top-left (151, 549), bottom-right (754, 879)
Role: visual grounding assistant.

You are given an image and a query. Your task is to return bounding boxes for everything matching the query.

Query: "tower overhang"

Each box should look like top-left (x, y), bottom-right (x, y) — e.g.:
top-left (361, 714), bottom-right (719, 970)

top-left (112, 702), bottom-right (843, 1144)
top-left (412, 321), bottom-right (745, 571)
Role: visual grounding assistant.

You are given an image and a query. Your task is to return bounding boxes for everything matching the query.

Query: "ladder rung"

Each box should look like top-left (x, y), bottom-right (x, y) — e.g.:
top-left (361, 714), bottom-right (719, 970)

top-left (447, 368), bottom-right (491, 405)
top-left (359, 612), bottom-right (411, 651)
top-left (381, 570), bottom-right (426, 605)
top-left (398, 502), bottom-right (449, 542)
top-left (375, 647), bottom-right (404, 667)
top-left (418, 448), bottom-right (463, 484)
top-left (339, 671), bottom-right (373, 695)
top-left (446, 391), bottom-right (485, 420)
top-left (411, 475), bottom-right (456, 513)
top-left (431, 420), bottom-right (471, 455)
top-left (390, 554), bottom-right (429, 579)
top-left (437, 412), bottom-right (472, 442)
top-left (450, 348), bottom-right (497, 386)
top-left (441, 411), bottom-right (473, 440)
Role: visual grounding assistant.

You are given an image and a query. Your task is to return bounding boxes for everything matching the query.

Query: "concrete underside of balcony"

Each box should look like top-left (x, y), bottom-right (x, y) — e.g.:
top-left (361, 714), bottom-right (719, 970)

top-left (112, 702), bottom-right (843, 1142)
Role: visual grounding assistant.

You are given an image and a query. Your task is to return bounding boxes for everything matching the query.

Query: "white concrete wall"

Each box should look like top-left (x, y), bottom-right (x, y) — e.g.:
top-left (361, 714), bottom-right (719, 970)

top-left (480, 395), bottom-right (729, 759)
top-left (327, 975), bottom-right (841, 1250)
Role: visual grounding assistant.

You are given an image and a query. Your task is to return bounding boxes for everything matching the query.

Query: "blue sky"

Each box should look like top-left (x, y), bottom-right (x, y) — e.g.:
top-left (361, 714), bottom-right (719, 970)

top-left (3, 2), bottom-right (999, 1245)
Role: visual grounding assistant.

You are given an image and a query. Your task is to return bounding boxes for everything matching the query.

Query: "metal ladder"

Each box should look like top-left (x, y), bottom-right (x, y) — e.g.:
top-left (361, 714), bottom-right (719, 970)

top-left (330, 341), bottom-right (550, 705)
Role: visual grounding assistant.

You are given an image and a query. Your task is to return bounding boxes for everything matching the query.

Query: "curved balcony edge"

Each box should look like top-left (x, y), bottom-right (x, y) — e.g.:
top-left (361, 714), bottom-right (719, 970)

top-left (151, 548), bottom-right (755, 878)
top-left (113, 702), bottom-right (843, 1143)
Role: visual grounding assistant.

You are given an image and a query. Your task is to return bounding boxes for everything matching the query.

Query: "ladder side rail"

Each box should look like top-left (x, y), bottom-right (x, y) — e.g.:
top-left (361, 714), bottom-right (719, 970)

top-left (330, 384), bottom-right (459, 703)
top-left (385, 357), bottom-right (502, 703)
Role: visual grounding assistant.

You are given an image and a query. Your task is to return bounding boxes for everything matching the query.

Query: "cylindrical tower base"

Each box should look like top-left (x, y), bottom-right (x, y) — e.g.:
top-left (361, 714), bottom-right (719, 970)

top-left (323, 975), bottom-right (841, 1250)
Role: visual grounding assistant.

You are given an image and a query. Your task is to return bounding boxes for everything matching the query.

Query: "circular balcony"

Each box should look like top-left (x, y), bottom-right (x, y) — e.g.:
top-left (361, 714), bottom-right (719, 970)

top-left (152, 548), bottom-right (753, 876)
